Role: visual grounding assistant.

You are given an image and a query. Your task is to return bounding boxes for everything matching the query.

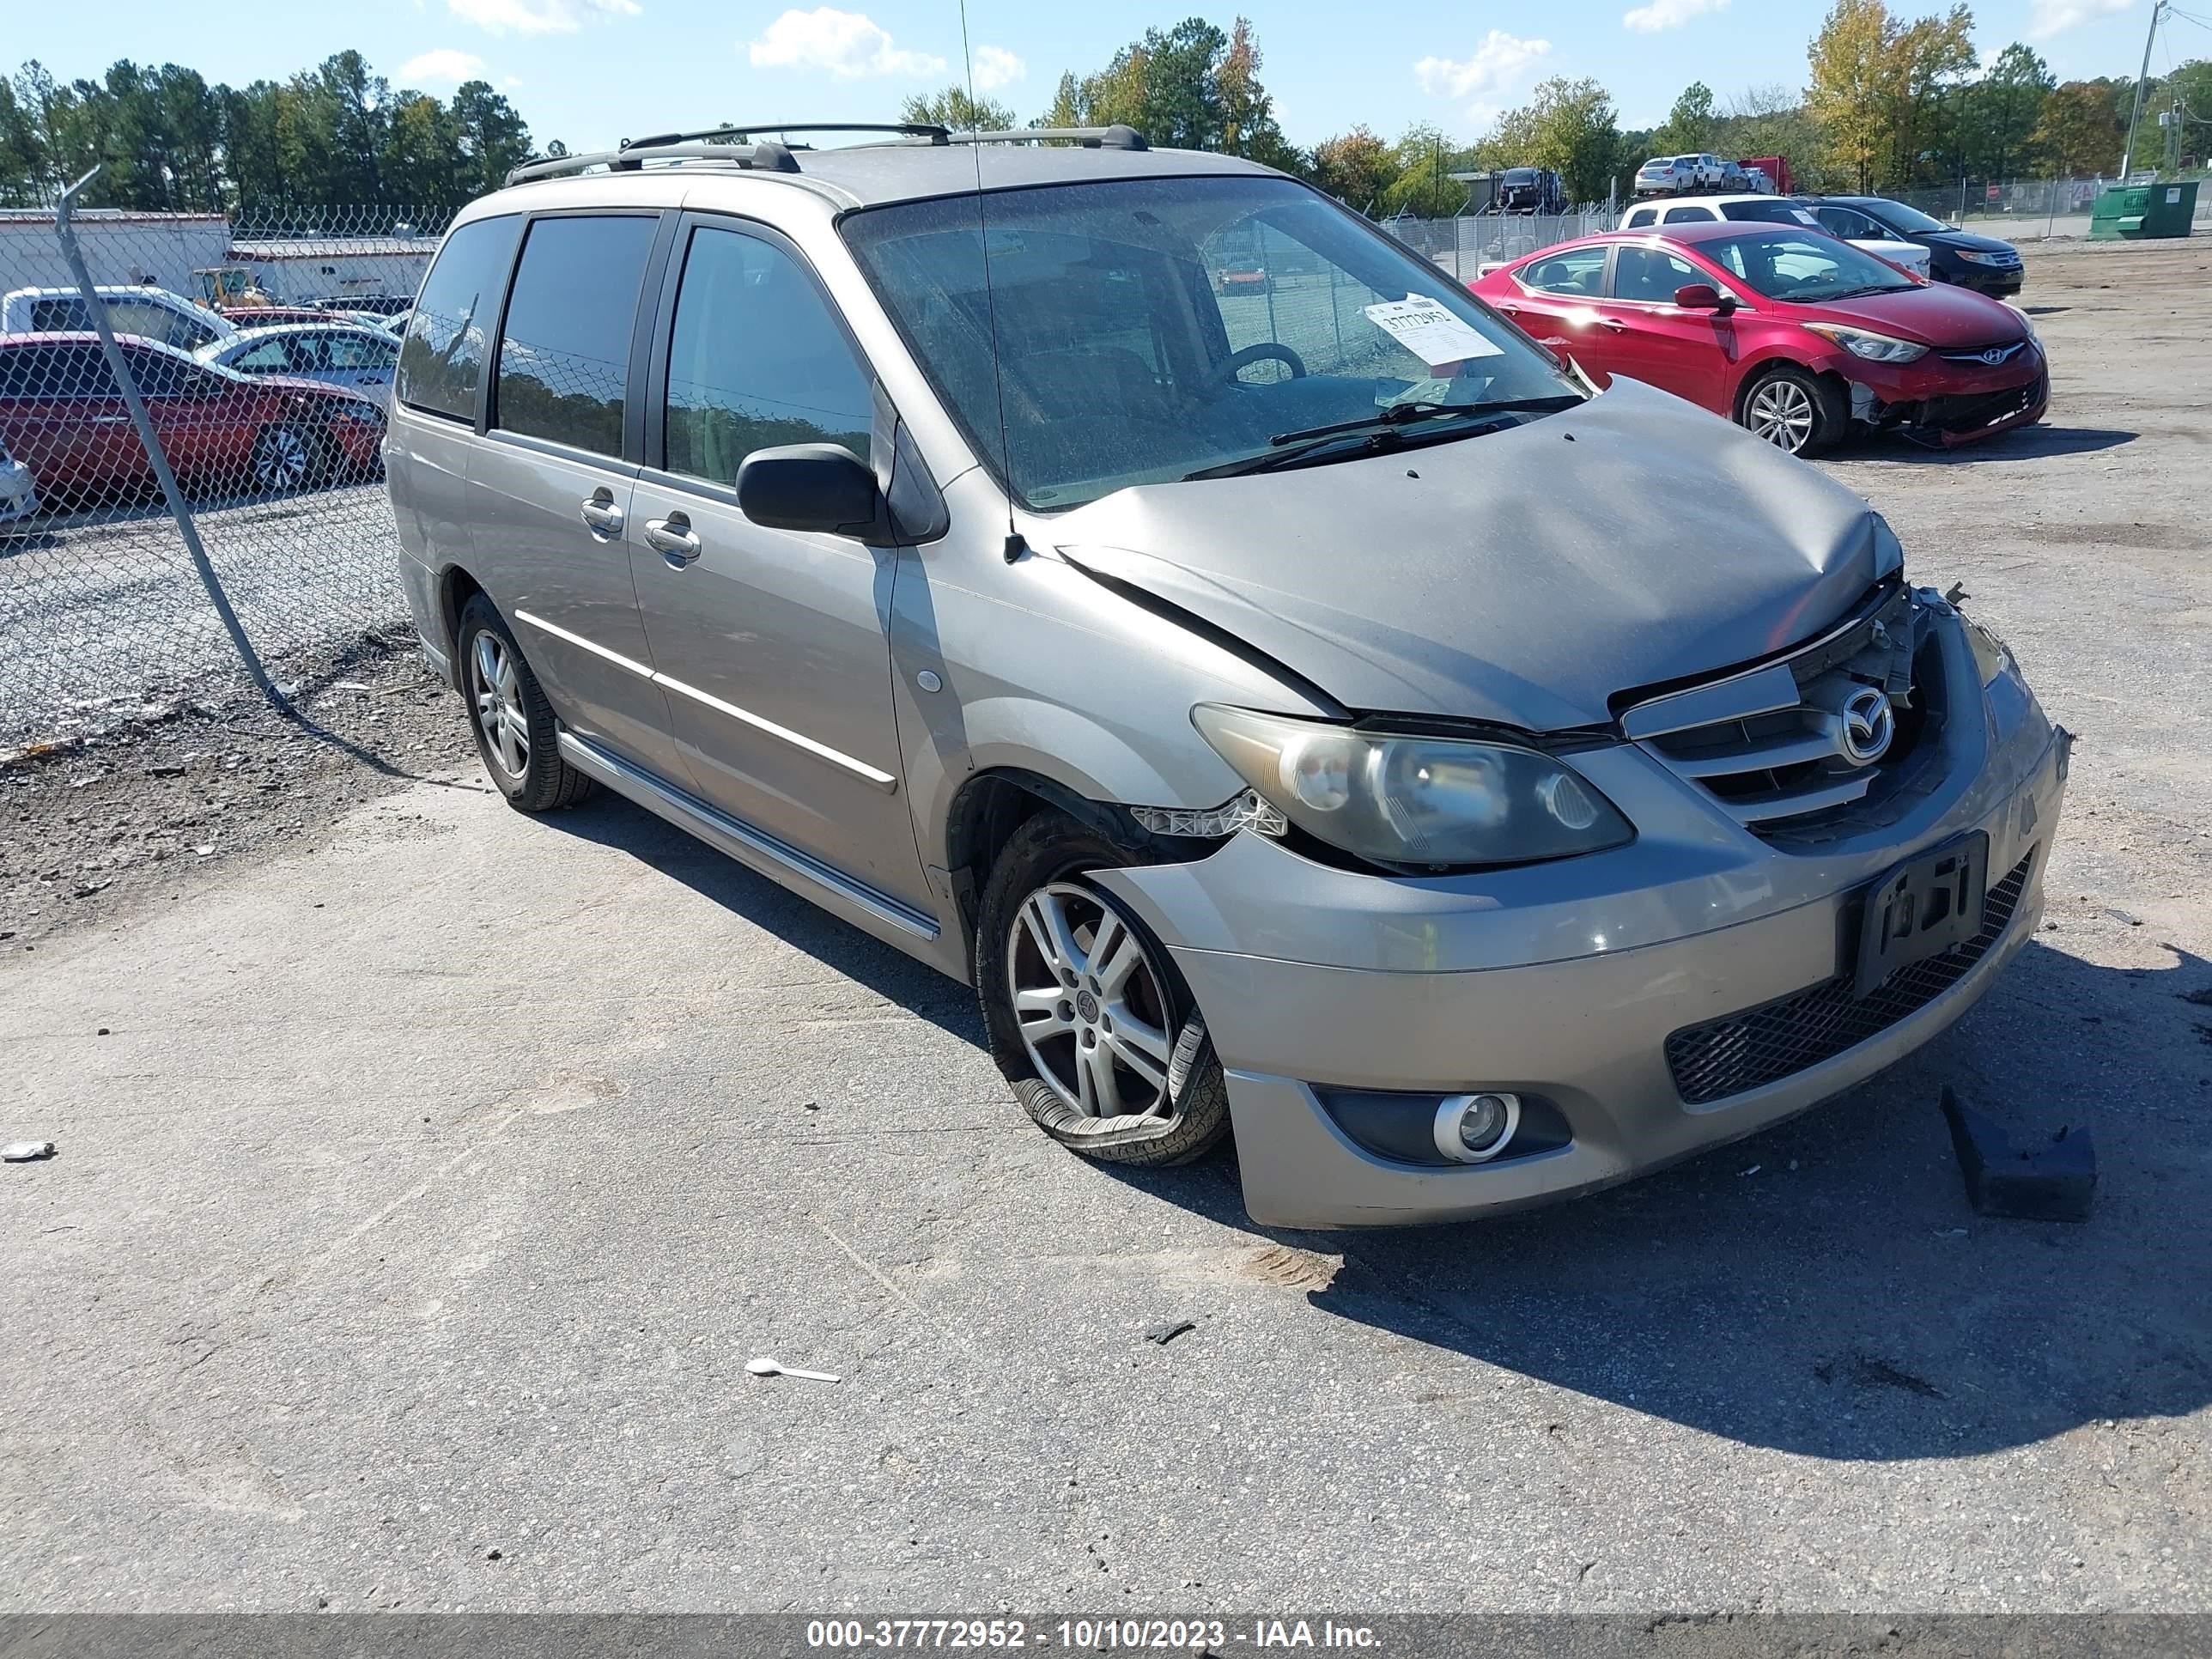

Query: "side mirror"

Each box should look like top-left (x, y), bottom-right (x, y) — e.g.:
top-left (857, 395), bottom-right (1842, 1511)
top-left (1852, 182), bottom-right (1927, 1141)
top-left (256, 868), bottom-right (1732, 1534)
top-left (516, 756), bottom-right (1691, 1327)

top-left (1674, 283), bottom-right (1736, 316)
top-left (735, 443), bottom-right (889, 540)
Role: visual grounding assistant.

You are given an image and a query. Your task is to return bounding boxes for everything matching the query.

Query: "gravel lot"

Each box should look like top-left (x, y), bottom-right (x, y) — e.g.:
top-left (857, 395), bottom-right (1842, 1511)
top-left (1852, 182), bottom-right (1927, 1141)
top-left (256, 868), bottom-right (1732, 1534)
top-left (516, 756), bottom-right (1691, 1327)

top-left (2, 238), bottom-right (2208, 1615)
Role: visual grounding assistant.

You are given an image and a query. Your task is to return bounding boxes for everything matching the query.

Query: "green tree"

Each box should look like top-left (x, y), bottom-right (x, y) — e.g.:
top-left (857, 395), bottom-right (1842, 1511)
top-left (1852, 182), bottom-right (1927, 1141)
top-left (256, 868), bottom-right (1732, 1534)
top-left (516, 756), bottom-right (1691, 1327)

top-left (1808, 0), bottom-right (1896, 190)
top-left (1310, 125), bottom-right (1394, 210)
top-left (1653, 81), bottom-right (1716, 155)
top-left (1526, 76), bottom-right (1623, 204)
top-left (901, 87), bottom-right (1016, 131)
top-left (1964, 44), bottom-right (2051, 182)
top-left (2032, 80), bottom-right (2123, 176)
top-left (1048, 15), bottom-right (1297, 167)
top-left (450, 79), bottom-right (532, 201)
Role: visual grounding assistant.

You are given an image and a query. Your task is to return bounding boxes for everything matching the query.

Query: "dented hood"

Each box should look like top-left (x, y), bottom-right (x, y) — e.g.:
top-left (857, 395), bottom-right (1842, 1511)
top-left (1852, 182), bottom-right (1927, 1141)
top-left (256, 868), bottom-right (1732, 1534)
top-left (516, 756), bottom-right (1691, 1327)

top-left (1048, 378), bottom-right (1889, 732)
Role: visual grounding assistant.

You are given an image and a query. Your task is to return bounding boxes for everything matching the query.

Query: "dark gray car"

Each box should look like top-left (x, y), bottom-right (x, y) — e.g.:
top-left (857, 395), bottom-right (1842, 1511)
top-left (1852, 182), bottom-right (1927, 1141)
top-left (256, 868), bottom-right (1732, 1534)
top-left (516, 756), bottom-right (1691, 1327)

top-left (383, 127), bottom-right (2069, 1226)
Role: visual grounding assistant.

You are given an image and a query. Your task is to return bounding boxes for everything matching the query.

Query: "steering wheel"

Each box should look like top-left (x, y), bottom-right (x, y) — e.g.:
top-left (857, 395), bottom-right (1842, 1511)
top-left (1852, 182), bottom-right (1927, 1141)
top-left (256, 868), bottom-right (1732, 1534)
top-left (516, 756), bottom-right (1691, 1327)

top-left (1217, 342), bottom-right (1308, 385)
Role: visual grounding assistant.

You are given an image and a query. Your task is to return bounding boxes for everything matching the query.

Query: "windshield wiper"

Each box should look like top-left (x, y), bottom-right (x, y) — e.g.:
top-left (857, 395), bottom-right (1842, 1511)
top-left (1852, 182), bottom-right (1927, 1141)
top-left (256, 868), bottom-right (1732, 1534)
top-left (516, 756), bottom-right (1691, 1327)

top-left (1822, 283), bottom-right (1915, 300)
top-left (1182, 395), bottom-right (1583, 483)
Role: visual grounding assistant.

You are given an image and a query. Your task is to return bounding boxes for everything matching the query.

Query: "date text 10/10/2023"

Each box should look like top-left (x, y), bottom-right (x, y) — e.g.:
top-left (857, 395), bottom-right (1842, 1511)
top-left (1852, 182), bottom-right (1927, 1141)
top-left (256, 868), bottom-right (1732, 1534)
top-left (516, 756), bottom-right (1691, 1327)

top-left (805, 1619), bottom-right (1382, 1650)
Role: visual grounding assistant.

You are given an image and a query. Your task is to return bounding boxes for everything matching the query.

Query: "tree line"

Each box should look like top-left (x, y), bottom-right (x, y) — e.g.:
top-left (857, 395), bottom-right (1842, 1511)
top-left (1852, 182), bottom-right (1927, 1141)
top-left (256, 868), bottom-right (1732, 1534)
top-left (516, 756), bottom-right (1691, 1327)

top-left (0, 52), bottom-right (552, 216)
top-left (5, 5), bottom-right (2205, 222)
top-left (907, 5), bottom-right (2208, 213)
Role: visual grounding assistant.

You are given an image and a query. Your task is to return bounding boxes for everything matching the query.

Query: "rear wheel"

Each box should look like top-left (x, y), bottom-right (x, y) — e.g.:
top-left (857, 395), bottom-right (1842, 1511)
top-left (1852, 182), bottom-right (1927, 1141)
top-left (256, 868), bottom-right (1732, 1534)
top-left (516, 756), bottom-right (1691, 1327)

top-left (249, 421), bottom-right (313, 492)
top-left (975, 809), bottom-right (1231, 1167)
top-left (457, 592), bottom-right (596, 812)
top-left (1739, 365), bottom-right (1845, 457)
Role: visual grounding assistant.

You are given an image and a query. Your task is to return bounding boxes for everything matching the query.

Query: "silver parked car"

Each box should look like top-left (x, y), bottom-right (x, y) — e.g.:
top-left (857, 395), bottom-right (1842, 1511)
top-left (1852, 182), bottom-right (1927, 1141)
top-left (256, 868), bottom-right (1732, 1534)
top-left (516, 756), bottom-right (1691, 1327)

top-left (385, 125), bottom-right (2069, 1227)
top-left (198, 322), bottom-right (400, 406)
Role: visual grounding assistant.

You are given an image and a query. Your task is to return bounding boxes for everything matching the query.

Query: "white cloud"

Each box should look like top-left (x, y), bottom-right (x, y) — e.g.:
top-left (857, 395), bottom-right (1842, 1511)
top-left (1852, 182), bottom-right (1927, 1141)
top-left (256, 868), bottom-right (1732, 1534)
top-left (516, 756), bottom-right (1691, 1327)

top-left (1413, 32), bottom-right (1551, 102)
top-left (2028, 0), bottom-right (2130, 37)
top-left (399, 48), bottom-right (488, 85)
top-left (446, 0), bottom-right (639, 38)
top-left (1623, 0), bottom-right (1729, 33)
top-left (969, 45), bottom-right (1025, 91)
top-left (747, 9), bottom-right (945, 79)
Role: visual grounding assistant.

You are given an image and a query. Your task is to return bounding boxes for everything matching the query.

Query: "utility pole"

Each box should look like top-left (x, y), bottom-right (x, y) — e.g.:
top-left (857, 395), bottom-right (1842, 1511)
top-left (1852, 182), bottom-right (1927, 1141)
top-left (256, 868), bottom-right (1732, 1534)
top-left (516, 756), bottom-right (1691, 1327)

top-left (2119, 0), bottom-right (2167, 179)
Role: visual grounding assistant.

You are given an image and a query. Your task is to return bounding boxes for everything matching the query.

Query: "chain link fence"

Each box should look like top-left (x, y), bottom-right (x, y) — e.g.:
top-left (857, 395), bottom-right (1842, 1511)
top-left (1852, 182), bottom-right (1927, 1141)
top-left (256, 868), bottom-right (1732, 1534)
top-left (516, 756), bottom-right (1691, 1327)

top-left (1381, 209), bottom-right (1620, 281)
top-left (1, 201), bottom-right (451, 750)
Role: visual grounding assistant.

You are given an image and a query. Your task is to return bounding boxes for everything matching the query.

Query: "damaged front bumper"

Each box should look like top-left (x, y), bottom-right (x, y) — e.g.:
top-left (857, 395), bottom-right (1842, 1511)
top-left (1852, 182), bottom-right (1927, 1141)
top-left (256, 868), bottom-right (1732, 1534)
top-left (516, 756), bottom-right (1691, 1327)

top-left (1843, 349), bottom-right (2048, 447)
top-left (1092, 605), bottom-right (2070, 1229)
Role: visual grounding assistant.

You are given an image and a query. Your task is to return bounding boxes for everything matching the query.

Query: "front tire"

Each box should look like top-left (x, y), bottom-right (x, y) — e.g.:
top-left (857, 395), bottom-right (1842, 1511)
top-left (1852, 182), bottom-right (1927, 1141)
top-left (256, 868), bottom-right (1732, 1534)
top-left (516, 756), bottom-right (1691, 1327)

top-left (1738, 365), bottom-right (1845, 457)
top-left (975, 809), bottom-right (1231, 1167)
top-left (457, 592), bottom-right (596, 812)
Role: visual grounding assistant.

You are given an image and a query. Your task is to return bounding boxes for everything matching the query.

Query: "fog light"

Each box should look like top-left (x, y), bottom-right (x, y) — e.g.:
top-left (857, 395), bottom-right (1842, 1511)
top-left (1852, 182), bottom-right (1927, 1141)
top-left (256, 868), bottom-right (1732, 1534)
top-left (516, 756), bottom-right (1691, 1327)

top-left (1431, 1091), bottom-right (1521, 1164)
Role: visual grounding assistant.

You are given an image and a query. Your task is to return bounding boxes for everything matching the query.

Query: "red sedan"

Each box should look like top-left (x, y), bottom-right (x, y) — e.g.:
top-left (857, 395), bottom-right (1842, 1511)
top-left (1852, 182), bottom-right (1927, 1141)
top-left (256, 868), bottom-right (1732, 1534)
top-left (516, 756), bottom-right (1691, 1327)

top-left (1468, 221), bottom-right (2045, 454)
top-left (0, 331), bottom-right (385, 507)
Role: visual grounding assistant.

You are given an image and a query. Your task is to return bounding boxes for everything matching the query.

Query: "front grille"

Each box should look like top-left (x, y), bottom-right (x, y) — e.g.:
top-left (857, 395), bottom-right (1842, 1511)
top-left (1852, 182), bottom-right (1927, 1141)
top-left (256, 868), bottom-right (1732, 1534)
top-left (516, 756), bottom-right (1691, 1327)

top-left (1663, 849), bottom-right (2035, 1106)
top-left (1631, 584), bottom-right (1937, 834)
top-left (1923, 374), bottom-right (2045, 434)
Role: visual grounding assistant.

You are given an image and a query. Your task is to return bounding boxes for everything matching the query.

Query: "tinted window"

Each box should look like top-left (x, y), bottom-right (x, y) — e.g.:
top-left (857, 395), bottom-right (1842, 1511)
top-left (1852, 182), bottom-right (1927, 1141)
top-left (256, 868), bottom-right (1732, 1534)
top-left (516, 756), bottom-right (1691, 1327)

top-left (233, 337), bottom-right (298, 372)
top-left (1613, 246), bottom-right (1700, 304)
top-left (1815, 207), bottom-right (1878, 240)
top-left (1520, 246), bottom-right (1608, 295)
top-left (1, 343), bottom-right (118, 397)
top-left (326, 332), bottom-right (397, 370)
top-left (1662, 205), bottom-right (1716, 224)
top-left (1624, 207), bottom-right (1657, 228)
top-left (124, 346), bottom-right (198, 398)
top-left (1722, 199), bottom-right (1821, 226)
top-left (27, 297), bottom-right (88, 331)
top-left (664, 226), bottom-right (872, 487)
top-left (397, 213), bottom-right (521, 422)
top-left (494, 215), bottom-right (655, 457)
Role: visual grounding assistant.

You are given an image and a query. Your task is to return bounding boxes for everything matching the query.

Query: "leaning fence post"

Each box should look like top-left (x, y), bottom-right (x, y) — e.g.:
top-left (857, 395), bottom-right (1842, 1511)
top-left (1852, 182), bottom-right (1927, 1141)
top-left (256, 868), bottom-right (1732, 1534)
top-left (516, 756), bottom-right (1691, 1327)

top-left (52, 167), bottom-right (286, 709)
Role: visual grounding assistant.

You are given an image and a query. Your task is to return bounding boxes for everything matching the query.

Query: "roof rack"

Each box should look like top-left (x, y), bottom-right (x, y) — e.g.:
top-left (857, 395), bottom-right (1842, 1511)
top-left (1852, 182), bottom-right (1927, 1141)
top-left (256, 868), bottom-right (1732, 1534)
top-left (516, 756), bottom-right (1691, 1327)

top-left (504, 122), bottom-right (952, 187)
top-left (947, 125), bottom-right (1150, 151)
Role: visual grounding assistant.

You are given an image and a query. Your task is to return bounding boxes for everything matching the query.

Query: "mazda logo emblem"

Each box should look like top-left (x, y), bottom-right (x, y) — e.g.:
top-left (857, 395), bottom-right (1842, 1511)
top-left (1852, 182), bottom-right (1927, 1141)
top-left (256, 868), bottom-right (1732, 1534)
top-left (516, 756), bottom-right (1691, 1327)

top-left (1839, 686), bottom-right (1896, 767)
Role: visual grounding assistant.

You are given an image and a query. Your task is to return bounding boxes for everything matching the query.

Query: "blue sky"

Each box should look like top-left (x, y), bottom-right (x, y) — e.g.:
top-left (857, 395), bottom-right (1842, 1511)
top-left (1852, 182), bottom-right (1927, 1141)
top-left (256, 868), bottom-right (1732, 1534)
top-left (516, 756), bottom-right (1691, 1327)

top-left (11, 0), bottom-right (2185, 152)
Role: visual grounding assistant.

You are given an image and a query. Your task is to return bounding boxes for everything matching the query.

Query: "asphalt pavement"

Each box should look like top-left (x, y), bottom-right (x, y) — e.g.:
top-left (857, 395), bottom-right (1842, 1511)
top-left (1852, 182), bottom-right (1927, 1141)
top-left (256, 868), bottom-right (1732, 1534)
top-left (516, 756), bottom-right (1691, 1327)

top-left (2, 240), bottom-right (2207, 1613)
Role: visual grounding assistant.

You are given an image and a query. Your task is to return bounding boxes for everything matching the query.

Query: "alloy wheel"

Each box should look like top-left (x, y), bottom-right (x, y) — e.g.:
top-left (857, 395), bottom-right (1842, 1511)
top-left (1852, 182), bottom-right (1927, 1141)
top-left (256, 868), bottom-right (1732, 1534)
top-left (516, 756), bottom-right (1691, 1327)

top-left (1747, 380), bottom-right (1816, 453)
top-left (252, 423), bottom-right (311, 491)
top-left (468, 630), bottom-right (531, 779)
top-left (1006, 881), bottom-right (1177, 1121)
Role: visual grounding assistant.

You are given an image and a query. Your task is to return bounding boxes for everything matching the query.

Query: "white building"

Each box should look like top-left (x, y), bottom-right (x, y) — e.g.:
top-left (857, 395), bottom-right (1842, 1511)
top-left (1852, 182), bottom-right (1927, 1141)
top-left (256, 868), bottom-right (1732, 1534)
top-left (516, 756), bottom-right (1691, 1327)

top-left (226, 235), bottom-right (442, 306)
top-left (0, 210), bottom-right (232, 301)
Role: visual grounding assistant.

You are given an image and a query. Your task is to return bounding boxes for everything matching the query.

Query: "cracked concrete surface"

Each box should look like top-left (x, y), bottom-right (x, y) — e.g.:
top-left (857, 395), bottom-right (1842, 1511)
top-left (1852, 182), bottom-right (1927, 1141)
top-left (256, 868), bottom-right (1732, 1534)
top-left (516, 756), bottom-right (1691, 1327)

top-left (2, 240), bottom-right (2209, 1613)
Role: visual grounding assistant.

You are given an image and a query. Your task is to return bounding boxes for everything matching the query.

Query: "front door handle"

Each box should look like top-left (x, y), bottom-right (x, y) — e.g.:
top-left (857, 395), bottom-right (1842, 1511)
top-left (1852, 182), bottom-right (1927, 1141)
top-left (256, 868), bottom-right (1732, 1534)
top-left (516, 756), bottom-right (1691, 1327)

top-left (644, 513), bottom-right (702, 567)
top-left (1597, 317), bottom-right (1630, 332)
top-left (579, 489), bottom-right (624, 539)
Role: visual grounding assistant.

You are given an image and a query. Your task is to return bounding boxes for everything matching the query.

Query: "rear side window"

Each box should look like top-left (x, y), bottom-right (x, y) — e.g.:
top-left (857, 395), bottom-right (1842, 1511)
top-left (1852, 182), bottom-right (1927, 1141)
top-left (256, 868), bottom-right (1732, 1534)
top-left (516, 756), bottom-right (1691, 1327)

top-left (0, 343), bottom-right (116, 396)
top-left (1662, 205), bottom-right (1717, 224)
top-left (233, 337), bottom-right (299, 372)
top-left (397, 213), bottom-right (522, 422)
top-left (494, 214), bottom-right (656, 458)
top-left (1613, 247), bottom-right (1700, 305)
top-left (27, 297), bottom-right (88, 331)
top-left (1520, 247), bottom-right (1607, 295)
top-left (1624, 207), bottom-right (1656, 228)
top-left (327, 333), bottom-right (397, 370)
top-left (1722, 200), bottom-right (1820, 226)
top-left (664, 225), bottom-right (872, 486)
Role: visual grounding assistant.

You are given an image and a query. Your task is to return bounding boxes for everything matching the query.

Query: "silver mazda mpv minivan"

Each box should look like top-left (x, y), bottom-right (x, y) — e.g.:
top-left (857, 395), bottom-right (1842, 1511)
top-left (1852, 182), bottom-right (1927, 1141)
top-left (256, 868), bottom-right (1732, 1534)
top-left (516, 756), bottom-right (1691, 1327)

top-left (385, 125), bottom-right (2069, 1226)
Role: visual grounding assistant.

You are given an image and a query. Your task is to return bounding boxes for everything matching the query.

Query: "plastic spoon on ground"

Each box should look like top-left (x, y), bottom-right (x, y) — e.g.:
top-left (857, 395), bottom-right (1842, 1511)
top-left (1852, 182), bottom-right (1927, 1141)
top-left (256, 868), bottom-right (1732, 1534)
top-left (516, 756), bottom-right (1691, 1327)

top-left (746, 1356), bottom-right (840, 1382)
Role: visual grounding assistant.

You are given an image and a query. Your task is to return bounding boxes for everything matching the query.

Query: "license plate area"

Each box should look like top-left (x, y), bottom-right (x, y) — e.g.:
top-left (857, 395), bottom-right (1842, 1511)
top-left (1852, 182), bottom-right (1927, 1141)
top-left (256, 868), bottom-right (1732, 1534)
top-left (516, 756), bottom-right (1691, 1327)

top-left (1852, 833), bottom-right (1989, 999)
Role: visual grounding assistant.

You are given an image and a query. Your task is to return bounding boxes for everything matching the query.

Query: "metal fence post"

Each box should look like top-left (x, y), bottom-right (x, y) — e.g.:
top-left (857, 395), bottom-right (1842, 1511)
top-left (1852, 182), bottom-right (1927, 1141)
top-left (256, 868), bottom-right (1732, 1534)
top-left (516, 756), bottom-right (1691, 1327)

top-left (52, 167), bottom-right (284, 708)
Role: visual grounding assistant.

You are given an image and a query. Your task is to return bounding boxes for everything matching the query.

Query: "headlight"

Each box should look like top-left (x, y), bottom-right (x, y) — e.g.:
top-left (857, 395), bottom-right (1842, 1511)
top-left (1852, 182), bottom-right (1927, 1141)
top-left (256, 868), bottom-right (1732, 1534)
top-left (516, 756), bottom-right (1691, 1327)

top-left (1963, 614), bottom-right (2016, 685)
top-left (1956, 250), bottom-right (2007, 265)
top-left (1193, 705), bottom-right (1633, 871)
top-left (1802, 323), bottom-right (1927, 364)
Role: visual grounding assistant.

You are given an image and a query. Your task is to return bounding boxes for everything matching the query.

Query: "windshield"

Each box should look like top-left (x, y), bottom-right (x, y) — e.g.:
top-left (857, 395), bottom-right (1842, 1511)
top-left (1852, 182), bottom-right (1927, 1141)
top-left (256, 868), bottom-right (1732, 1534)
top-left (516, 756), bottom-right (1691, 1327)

top-left (841, 175), bottom-right (1578, 510)
top-left (1698, 228), bottom-right (1919, 302)
top-left (1865, 199), bottom-right (1954, 234)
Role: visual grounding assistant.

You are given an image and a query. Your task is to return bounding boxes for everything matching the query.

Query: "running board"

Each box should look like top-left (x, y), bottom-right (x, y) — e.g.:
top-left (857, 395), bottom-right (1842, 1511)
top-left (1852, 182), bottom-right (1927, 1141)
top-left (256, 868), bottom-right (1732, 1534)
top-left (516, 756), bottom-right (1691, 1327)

top-left (556, 731), bottom-right (939, 942)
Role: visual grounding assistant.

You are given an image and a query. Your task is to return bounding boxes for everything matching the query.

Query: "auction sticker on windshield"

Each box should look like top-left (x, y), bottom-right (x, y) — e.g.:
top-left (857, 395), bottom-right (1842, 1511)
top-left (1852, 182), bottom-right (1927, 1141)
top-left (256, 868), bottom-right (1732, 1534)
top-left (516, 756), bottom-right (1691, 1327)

top-left (1362, 295), bottom-right (1504, 368)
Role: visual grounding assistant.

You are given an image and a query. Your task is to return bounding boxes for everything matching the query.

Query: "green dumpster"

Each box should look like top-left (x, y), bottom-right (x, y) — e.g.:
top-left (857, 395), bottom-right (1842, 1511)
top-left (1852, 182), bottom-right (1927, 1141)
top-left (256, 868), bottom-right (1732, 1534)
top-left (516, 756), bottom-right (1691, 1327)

top-left (2090, 179), bottom-right (2198, 240)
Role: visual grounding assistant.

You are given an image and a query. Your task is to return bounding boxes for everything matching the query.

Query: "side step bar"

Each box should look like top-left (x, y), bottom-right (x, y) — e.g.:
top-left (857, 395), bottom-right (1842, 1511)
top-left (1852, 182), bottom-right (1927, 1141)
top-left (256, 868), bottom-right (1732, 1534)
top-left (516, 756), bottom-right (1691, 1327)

top-left (556, 731), bottom-right (939, 943)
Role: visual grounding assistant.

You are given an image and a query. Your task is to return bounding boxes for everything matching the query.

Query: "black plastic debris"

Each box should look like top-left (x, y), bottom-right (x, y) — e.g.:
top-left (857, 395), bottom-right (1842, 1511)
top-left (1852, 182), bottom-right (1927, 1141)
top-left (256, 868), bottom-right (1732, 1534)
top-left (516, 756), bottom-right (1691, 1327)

top-left (1145, 1319), bottom-right (1197, 1347)
top-left (1940, 1086), bottom-right (2096, 1222)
